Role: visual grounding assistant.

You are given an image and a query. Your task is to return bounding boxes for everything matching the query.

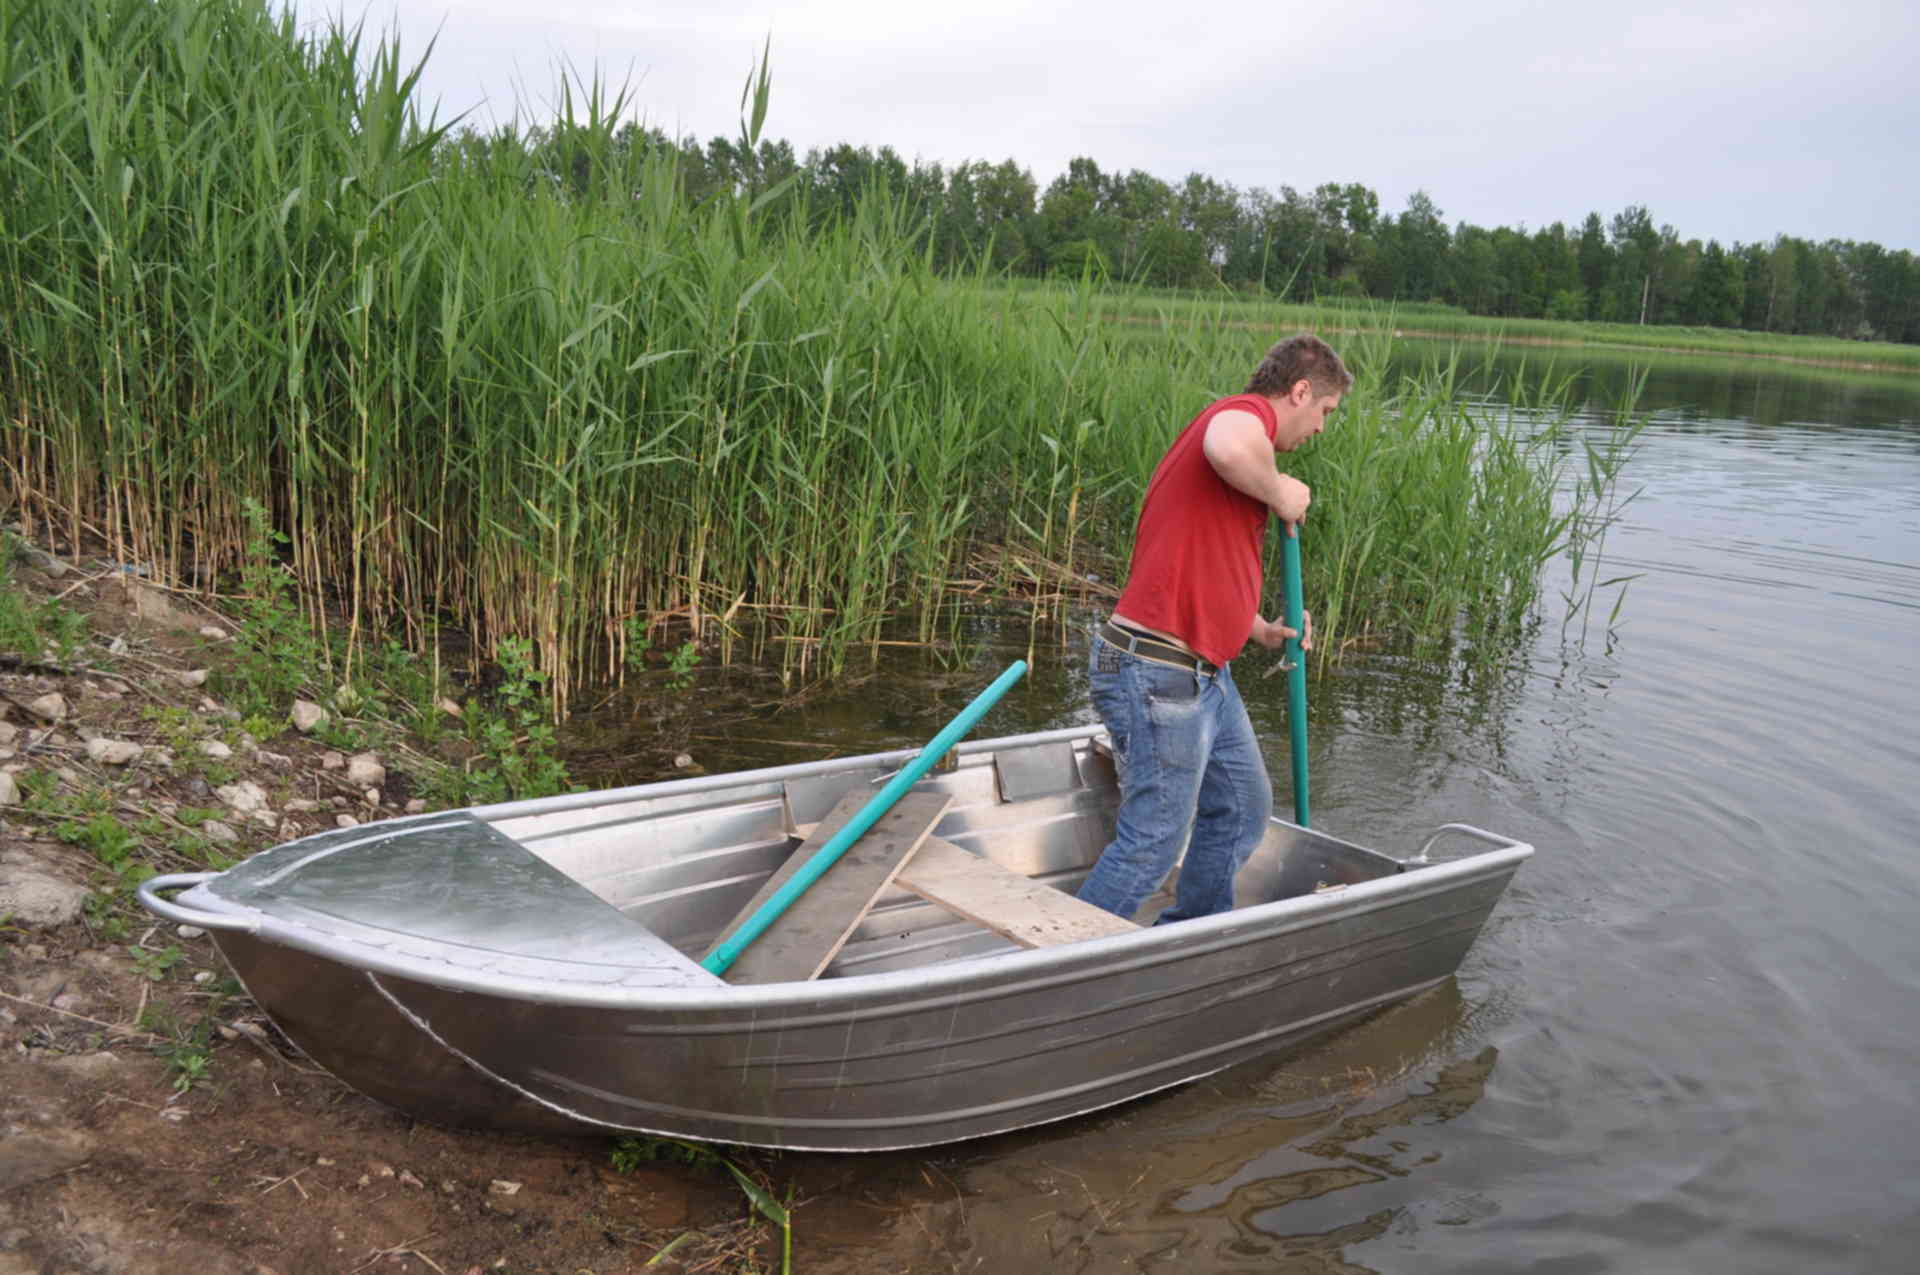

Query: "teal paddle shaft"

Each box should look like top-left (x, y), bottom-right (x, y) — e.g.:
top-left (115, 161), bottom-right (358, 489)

top-left (700, 659), bottom-right (1029, 975)
top-left (1281, 527), bottom-right (1310, 826)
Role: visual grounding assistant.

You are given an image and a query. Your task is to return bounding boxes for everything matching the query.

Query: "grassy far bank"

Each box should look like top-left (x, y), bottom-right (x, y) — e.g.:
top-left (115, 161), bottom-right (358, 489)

top-left (985, 282), bottom-right (1920, 373)
top-left (4, 0), bottom-right (1619, 712)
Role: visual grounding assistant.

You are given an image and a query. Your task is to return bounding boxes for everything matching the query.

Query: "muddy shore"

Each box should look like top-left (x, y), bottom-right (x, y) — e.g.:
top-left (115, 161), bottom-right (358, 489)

top-left (0, 546), bottom-right (961, 1275)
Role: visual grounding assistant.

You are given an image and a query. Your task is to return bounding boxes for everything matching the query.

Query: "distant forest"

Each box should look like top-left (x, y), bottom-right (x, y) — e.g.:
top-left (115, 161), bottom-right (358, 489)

top-left (497, 125), bottom-right (1920, 346)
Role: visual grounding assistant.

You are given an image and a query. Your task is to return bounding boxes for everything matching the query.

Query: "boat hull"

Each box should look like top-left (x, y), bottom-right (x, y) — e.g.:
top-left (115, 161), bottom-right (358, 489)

top-left (145, 726), bottom-right (1531, 1151)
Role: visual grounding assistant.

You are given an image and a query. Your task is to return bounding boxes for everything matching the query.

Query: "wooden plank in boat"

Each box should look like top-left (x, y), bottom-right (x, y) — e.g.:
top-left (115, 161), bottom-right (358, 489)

top-left (896, 835), bottom-right (1140, 947)
top-left (709, 789), bottom-right (952, 984)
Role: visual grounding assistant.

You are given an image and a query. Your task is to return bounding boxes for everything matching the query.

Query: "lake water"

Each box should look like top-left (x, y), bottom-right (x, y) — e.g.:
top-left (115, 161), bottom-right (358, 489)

top-left (584, 342), bottom-right (1920, 1272)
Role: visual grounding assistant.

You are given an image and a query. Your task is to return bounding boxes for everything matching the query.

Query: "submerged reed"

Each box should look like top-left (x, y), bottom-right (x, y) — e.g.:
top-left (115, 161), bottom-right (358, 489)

top-left (2, 0), bottom-right (1599, 706)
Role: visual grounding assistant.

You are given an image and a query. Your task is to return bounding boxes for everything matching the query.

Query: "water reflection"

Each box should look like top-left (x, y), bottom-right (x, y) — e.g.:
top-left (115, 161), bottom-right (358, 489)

top-left (1385, 336), bottom-right (1920, 434)
top-left (1219, 1049), bottom-right (1498, 1265)
top-left (892, 983), bottom-right (1500, 1274)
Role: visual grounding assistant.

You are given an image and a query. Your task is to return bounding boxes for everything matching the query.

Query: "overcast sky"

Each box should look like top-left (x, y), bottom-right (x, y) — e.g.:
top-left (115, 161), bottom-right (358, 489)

top-left (286, 1), bottom-right (1919, 252)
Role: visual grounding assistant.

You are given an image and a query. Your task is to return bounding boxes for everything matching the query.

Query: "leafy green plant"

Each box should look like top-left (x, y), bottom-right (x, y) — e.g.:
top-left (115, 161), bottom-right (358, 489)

top-left (224, 498), bottom-right (327, 718)
top-left (609, 1136), bottom-right (719, 1174)
top-left (165, 1046), bottom-right (212, 1093)
top-left (40, 602), bottom-right (89, 667)
top-left (140, 706), bottom-right (241, 785)
top-left (310, 715), bottom-right (372, 754)
top-left (623, 622), bottom-right (652, 676)
top-left (0, 550), bottom-right (90, 665)
top-left (128, 944), bottom-right (185, 982)
top-left (22, 770), bottom-right (104, 817)
top-left (139, 976), bottom-right (247, 1094)
top-left (82, 891), bottom-right (131, 942)
top-left (27, 786), bottom-right (158, 928)
top-left (165, 828), bottom-right (235, 871)
top-left (140, 704), bottom-right (197, 742)
top-left (19, 784), bottom-right (152, 873)
top-left (62, 813), bottom-right (141, 870)
top-left (610, 1136), bottom-right (791, 1273)
top-left (664, 639), bottom-right (701, 690)
top-left (140, 1006), bottom-right (217, 1093)
top-left (428, 637), bottom-right (572, 806)
top-left (625, 622), bottom-right (703, 692)
top-left (361, 638), bottom-right (453, 745)
top-left (633, 618), bottom-right (710, 687)
top-left (0, 564), bottom-right (34, 657)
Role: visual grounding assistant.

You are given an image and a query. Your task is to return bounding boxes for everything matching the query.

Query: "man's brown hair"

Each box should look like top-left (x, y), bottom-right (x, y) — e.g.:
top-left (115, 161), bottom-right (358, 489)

top-left (1244, 334), bottom-right (1352, 398)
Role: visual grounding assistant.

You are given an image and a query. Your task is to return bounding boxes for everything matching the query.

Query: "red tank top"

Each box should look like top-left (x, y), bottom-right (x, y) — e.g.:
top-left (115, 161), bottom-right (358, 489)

top-left (1112, 394), bottom-right (1277, 666)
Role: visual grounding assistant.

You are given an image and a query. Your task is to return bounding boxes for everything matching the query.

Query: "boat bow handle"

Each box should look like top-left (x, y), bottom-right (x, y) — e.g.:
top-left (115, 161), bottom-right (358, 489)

top-left (136, 873), bottom-right (260, 933)
top-left (1408, 823), bottom-right (1533, 864)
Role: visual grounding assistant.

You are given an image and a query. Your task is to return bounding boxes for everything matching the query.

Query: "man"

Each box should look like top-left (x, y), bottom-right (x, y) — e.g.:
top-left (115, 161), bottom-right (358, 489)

top-left (1078, 333), bottom-right (1350, 923)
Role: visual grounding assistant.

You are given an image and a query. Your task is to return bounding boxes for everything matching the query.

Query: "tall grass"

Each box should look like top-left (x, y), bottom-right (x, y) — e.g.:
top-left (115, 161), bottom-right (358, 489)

top-left (3, 0), bottom-right (1598, 707)
top-left (1271, 335), bottom-right (1574, 663)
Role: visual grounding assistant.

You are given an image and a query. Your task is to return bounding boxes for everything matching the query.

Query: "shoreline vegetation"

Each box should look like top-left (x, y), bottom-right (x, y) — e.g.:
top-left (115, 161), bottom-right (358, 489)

top-left (0, 0), bottom-right (1836, 717)
top-left (984, 285), bottom-right (1920, 374)
top-left (1149, 312), bottom-right (1920, 375)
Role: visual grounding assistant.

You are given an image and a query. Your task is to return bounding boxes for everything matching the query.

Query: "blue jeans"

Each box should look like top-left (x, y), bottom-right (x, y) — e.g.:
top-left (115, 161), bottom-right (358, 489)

top-left (1077, 631), bottom-right (1273, 922)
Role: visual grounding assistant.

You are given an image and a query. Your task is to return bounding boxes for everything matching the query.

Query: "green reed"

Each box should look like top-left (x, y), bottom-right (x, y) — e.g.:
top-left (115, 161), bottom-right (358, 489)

top-left (2, 0), bottom-right (1605, 707)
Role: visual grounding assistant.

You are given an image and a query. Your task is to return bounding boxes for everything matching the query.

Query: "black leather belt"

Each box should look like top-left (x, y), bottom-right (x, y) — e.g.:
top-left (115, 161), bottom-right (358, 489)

top-left (1099, 621), bottom-right (1218, 674)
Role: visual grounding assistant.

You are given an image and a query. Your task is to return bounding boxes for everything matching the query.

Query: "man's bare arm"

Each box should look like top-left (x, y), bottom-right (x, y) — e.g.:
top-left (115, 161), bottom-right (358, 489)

top-left (1202, 409), bottom-right (1310, 523)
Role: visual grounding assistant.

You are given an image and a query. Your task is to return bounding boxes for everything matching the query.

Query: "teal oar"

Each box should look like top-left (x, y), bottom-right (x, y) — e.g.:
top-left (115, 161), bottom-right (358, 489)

top-left (1280, 526), bottom-right (1310, 826)
top-left (701, 659), bottom-right (1029, 975)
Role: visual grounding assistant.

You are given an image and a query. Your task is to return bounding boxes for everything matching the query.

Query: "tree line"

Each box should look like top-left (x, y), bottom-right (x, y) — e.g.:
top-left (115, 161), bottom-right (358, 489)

top-left (494, 122), bottom-right (1920, 346)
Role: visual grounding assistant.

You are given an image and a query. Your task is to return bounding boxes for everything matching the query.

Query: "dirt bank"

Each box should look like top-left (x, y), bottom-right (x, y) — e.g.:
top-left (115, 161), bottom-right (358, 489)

top-left (0, 543), bottom-right (953, 1275)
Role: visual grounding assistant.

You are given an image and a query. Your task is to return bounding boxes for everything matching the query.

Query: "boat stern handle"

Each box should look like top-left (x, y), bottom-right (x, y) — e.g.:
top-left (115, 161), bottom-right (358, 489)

top-left (136, 873), bottom-right (260, 933)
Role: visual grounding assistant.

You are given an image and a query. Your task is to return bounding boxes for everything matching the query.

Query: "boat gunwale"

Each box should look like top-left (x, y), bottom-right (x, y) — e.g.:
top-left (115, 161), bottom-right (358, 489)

top-left (184, 838), bottom-right (1530, 1011)
top-left (160, 722), bottom-right (1532, 1009)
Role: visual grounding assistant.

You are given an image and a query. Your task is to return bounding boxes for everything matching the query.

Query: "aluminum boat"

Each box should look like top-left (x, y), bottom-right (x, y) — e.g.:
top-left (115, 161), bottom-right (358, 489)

top-left (138, 724), bottom-right (1531, 1152)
